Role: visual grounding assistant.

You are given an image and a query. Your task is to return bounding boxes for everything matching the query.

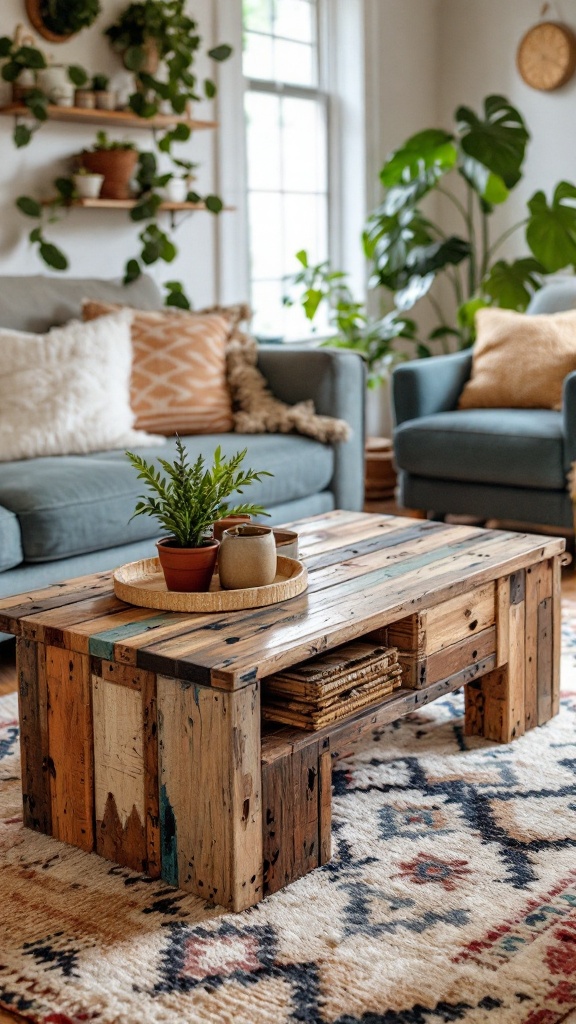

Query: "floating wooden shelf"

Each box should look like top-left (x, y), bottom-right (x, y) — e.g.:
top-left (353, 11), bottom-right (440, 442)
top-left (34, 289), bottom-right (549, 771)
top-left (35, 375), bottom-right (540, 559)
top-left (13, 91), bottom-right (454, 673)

top-left (41, 197), bottom-right (217, 211)
top-left (0, 103), bottom-right (217, 131)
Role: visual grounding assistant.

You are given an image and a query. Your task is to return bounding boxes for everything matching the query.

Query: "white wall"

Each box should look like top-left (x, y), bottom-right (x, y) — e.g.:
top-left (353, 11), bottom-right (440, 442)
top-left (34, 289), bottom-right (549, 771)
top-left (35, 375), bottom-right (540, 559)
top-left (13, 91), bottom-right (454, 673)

top-left (0, 0), bottom-right (227, 306)
top-left (438, 0), bottom-right (576, 261)
top-left (363, 0), bottom-right (441, 435)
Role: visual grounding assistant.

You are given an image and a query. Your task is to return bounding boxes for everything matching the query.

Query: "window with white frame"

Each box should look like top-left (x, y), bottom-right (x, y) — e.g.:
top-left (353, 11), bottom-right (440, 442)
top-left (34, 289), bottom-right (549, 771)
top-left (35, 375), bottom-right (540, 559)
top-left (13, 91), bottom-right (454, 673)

top-left (242, 0), bottom-right (330, 340)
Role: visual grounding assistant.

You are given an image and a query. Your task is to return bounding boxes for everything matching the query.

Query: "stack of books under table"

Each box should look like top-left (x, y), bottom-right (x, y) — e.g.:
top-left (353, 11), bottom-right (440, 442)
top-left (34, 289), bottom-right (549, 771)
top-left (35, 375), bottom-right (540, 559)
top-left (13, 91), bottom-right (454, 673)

top-left (262, 641), bottom-right (402, 731)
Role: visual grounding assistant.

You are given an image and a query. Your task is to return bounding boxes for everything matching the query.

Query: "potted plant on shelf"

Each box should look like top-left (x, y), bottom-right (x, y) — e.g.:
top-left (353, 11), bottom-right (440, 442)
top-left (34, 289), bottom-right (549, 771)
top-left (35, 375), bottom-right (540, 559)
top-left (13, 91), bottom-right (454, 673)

top-left (25, 0), bottom-right (101, 42)
top-left (125, 438), bottom-right (273, 592)
top-left (72, 166), bottom-right (104, 199)
top-left (104, 0), bottom-right (232, 119)
top-left (92, 72), bottom-right (116, 110)
top-left (80, 131), bottom-right (138, 199)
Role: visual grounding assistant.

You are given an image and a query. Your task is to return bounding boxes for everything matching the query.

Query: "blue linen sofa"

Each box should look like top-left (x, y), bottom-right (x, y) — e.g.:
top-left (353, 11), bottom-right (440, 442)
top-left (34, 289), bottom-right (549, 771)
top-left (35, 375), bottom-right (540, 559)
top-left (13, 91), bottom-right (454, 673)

top-left (0, 274), bottom-right (365, 612)
top-left (392, 280), bottom-right (576, 531)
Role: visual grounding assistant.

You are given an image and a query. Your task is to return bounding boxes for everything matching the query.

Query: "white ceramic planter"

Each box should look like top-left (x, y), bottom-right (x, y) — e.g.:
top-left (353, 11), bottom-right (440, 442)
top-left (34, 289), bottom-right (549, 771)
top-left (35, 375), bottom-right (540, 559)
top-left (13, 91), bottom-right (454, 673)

top-left (73, 173), bottom-right (104, 199)
top-left (165, 178), bottom-right (188, 203)
top-left (37, 65), bottom-right (73, 104)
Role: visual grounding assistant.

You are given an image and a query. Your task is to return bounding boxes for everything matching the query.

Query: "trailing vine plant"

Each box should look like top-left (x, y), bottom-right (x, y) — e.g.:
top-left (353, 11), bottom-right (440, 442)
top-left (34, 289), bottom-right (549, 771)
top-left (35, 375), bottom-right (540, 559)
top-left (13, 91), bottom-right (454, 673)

top-left (6, 1), bottom-right (233, 307)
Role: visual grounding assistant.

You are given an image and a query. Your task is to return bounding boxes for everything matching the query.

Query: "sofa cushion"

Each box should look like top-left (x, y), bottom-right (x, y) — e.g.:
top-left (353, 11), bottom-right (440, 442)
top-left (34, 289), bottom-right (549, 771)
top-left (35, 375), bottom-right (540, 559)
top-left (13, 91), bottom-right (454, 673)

top-left (0, 435), bottom-right (334, 562)
top-left (0, 274), bottom-right (162, 334)
top-left (458, 306), bottom-right (576, 411)
top-left (83, 300), bottom-right (235, 435)
top-left (0, 505), bottom-right (23, 571)
top-left (394, 409), bottom-right (565, 490)
top-left (0, 311), bottom-right (161, 463)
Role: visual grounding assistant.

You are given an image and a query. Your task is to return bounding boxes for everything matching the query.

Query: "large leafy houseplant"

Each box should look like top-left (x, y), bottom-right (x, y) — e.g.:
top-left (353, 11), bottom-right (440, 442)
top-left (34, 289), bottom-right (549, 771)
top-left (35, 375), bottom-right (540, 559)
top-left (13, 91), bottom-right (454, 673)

top-left (104, 0), bottom-right (232, 123)
top-left (126, 439), bottom-right (272, 591)
top-left (364, 94), bottom-right (576, 351)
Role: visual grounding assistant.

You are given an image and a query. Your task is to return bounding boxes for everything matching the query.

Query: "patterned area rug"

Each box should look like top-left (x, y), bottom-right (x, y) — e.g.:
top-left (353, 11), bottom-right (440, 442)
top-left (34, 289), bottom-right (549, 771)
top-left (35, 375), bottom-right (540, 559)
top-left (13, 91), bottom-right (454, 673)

top-left (1, 611), bottom-right (576, 1024)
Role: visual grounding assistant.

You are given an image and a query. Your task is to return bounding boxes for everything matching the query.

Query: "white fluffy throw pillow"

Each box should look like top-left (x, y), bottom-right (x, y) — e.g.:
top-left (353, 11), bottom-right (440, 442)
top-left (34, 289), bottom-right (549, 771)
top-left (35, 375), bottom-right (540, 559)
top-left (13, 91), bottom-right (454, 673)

top-left (0, 310), bottom-right (162, 462)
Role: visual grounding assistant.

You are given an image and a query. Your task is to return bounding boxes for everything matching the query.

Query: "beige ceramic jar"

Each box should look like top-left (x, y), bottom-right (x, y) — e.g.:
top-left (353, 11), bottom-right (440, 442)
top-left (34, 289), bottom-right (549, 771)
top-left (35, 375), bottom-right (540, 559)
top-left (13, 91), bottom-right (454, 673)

top-left (219, 524), bottom-right (277, 590)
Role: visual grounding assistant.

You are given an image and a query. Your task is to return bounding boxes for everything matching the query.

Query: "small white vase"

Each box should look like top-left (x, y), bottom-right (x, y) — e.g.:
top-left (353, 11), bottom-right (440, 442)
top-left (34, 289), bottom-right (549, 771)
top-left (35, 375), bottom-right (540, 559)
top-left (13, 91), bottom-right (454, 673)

top-left (219, 525), bottom-right (277, 590)
top-left (73, 173), bottom-right (104, 199)
top-left (165, 178), bottom-right (188, 203)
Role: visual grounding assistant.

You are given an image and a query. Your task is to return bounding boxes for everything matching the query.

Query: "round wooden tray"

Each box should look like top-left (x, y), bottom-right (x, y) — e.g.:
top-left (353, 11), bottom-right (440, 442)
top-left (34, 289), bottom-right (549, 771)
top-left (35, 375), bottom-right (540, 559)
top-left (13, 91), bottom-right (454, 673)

top-left (113, 554), bottom-right (308, 613)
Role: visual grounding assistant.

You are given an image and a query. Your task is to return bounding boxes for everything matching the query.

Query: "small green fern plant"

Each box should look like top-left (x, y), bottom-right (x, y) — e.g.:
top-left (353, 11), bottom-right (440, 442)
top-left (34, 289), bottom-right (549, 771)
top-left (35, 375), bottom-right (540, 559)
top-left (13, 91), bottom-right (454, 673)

top-left (126, 438), bottom-right (272, 547)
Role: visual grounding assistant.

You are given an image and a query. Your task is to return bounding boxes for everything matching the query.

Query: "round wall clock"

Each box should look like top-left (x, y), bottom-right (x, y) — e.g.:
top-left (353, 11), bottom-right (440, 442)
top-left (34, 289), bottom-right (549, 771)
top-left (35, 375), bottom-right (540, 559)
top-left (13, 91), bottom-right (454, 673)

top-left (516, 20), bottom-right (576, 90)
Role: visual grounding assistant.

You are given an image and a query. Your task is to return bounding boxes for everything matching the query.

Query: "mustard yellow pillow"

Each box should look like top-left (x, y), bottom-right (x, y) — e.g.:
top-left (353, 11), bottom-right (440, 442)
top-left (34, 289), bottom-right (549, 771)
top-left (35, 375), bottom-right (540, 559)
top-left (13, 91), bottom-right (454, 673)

top-left (458, 306), bottom-right (576, 411)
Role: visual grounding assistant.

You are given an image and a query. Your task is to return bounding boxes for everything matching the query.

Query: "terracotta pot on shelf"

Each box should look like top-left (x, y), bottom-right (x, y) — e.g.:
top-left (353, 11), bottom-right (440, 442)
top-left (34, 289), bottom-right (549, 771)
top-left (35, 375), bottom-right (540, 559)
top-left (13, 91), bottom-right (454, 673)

top-left (156, 537), bottom-right (219, 593)
top-left (81, 148), bottom-right (138, 200)
top-left (95, 90), bottom-right (117, 111)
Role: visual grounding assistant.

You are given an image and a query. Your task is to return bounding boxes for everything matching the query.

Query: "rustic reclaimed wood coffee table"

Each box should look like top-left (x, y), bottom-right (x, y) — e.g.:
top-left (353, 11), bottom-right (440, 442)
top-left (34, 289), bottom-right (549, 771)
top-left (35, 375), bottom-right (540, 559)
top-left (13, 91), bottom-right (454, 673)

top-left (1, 512), bottom-right (564, 911)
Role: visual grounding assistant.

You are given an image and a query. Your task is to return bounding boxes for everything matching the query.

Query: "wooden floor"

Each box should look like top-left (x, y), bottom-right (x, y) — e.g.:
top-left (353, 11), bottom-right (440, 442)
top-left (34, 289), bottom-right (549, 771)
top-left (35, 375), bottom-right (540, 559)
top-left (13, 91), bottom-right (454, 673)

top-left (0, 514), bottom-right (575, 1024)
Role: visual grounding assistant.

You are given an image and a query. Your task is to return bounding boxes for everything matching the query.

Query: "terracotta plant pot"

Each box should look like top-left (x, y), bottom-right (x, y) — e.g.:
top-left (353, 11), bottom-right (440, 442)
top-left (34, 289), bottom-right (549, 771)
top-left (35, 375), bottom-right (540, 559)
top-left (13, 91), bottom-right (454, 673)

top-left (212, 514), bottom-right (252, 542)
top-left (81, 149), bottom-right (138, 200)
top-left (156, 537), bottom-right (219, 593)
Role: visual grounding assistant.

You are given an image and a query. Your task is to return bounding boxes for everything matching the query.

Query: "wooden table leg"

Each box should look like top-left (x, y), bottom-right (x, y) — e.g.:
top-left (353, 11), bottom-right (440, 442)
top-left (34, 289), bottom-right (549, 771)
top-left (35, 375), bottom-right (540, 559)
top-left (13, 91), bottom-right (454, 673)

top-left (157, 676), bottom-right (263, 911)
top-left (465, 556), bottom-right (561, 742)
top-left (262, 739), bottom-right (332, 897)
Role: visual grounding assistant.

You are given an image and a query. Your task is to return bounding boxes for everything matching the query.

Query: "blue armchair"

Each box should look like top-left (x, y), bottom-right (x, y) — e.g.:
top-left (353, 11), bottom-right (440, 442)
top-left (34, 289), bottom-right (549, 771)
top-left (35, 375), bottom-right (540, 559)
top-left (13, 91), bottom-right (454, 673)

top-left (392, 281), bottom-right (576, 530)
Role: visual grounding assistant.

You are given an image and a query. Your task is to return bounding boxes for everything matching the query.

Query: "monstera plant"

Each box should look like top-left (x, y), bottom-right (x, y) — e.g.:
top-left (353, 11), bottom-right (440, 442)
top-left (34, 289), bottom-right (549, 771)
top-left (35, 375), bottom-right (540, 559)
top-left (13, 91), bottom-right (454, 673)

top-left (364, 94), bottom-right (576, 350)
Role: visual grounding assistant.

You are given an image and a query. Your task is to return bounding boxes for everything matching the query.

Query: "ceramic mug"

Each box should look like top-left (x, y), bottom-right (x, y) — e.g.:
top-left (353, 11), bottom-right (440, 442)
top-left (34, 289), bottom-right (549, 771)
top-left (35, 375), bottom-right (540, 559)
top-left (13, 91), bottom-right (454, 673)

top-left (219, 524), bottom-right (277, 590)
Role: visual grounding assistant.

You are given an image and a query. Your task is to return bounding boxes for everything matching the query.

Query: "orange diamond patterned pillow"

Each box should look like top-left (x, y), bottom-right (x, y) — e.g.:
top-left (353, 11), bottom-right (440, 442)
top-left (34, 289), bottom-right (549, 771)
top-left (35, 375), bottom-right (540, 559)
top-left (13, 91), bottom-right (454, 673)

top-left (82, 300), bottom-right (234, 435)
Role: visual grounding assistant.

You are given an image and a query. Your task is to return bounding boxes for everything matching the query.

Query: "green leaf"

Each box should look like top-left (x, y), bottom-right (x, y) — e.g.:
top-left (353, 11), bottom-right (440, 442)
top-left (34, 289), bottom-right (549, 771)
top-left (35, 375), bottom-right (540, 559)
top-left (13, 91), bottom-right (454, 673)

top-left (1, 62), bottom-right (21, 82)
top-left (417, 343), bottom-right (432, 358)
top-left (141, 240), bottom-right (162, 265)
top-left (205, 194), bottom-right (223, 213)
top-left (18, 46), bottom-right (46, 69)
top-left (29, 227), bottom-right (42, 243)
top-left (171, 94), bottom-right (187, 114)
top-left (204, 79), bottom-right (216, 99)
top-left (13, 124), bottom-right (33, 148)
top-left (55, 177), bottom-right (74, 200)
top-left (165, 289), bottom-right (191, 309)
top-left (39, 242), bottom-right (68, 271)
top-left (457, 94), bottom-right (528, 190)
top-left (302, 288), bottom-right (323, 321)
top-left (0, 37), bottom-right (12, 58)
top-left (482, 257), bottom-right (545, 310)
top-left (124, 45), bottom-right (147, 71)
top-left (394, 273), bottom-right (435, 311)
top-left (16, 195), bottom-right (41, 217)
top-left (459, 158), bottom-right (508, 206)
top-left (124, 259), bottom-right (141, 284)
top-left (526, 182), bottom-right (576, 271)
top-left (161, 237), bottom-right (177, 262)
top-left (364, 206), bottom-right (436, 292)
top-left (68, 65), bottom-right (88, 87)
top-left (380, 129), bottom-right (457, 189)
top-left (207, 44), bottom-right (233, 62)
top-left (295, 250), bottom-right (308, 267)
top-left (129, 92), bottom-right (157, 118)
top-left (458, 297), bottom-right (490, 333)
top-left (171, 123), bottom-right (191, 142)
top-left (130, 194), bottom-right (162, 221)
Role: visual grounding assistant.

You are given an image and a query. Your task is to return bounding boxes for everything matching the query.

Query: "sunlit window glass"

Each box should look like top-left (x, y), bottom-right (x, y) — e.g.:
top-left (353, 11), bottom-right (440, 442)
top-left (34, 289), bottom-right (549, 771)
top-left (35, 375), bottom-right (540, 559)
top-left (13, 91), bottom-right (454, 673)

top-left (242, 0), bottom-right (329, 339)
